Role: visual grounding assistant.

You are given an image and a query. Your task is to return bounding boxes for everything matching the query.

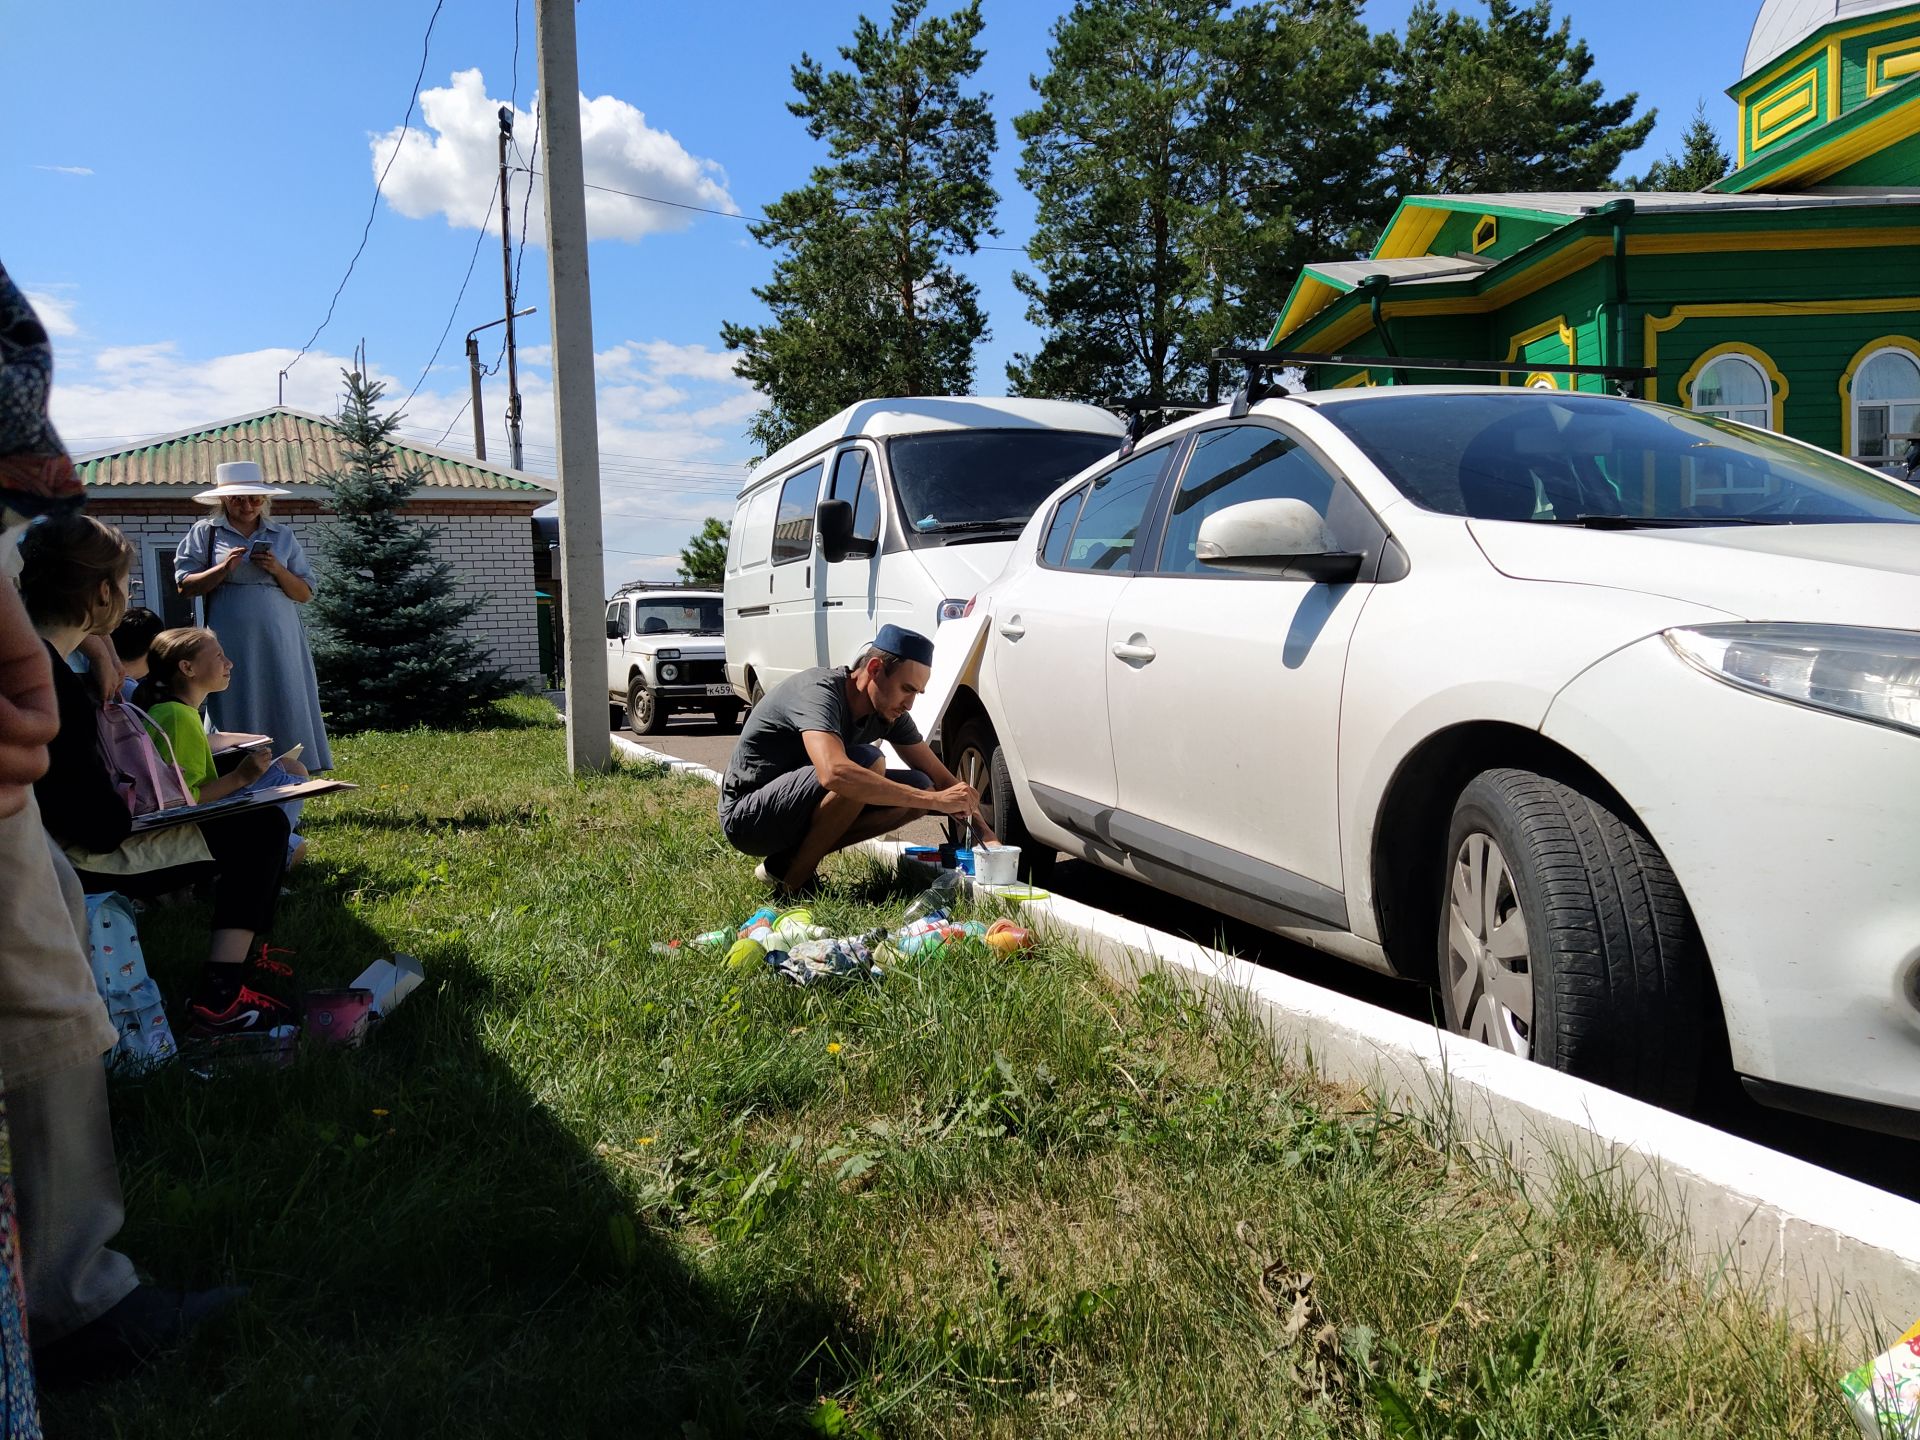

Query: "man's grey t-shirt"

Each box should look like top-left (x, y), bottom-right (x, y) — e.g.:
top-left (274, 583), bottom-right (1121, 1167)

top-left (722, 665), bottom-right (923, 801)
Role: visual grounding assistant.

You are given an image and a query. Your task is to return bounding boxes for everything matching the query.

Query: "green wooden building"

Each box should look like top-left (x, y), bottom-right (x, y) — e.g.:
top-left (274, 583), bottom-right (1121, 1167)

top-left (1271, 0), bottom-right (1920, 465)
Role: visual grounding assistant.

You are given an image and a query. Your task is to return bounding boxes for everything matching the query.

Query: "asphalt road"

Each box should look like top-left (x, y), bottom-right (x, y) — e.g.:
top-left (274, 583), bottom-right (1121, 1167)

top-left (616, 712), bottom-right (1920, 1201)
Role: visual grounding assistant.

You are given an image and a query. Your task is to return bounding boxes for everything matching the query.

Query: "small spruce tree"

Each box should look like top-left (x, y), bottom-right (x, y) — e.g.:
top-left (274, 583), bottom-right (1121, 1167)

top-left (677, 516), bottom-right (729, 586)
top-left (310, 370), bottom-right (510, 731)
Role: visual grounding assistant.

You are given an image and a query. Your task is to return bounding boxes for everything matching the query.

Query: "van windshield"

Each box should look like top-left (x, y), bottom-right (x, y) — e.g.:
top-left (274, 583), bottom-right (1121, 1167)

top-left (887, 429), bottom-right (1118, 543)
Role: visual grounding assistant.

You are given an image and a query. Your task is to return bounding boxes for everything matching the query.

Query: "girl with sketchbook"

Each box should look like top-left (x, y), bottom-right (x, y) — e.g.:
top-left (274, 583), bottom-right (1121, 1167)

top-left (133, 627), bottom-right (309, 868)
top-left (20, 515), bottom-right (298, 1038)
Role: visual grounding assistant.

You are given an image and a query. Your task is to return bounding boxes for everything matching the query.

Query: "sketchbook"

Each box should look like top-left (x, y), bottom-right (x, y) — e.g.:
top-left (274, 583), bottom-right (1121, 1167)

top-left (129, 779), bottom-right (356, 833)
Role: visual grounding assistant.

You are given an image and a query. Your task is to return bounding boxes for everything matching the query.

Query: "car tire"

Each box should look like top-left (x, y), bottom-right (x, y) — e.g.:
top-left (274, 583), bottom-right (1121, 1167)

top-left (747, 674), bottom-right (765, 710)
top-left (609, 702), bottom-right (625, 731)
top-left (626, 677), bottom-right (666, 736)
top-left (715, 703), bottom-right (744, 732)
top-left (989, 740), bottom-right (1056, 884)
top-left (1438, 768), bottom-right (1702, 1109)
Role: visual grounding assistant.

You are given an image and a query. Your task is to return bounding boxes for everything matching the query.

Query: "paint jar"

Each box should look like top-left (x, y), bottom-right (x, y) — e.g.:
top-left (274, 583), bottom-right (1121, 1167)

top-left (974, 845), bottom-right (1021, 885)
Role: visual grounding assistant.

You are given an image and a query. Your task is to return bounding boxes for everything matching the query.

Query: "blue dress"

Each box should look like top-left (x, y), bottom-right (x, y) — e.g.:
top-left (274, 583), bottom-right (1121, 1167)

top-left (175, 518), bottom-right (333, 772)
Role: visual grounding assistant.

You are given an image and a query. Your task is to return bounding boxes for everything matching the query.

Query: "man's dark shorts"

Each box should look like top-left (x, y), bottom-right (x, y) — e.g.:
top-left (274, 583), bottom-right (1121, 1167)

top-left (719, 743), bottom-right (932, 859)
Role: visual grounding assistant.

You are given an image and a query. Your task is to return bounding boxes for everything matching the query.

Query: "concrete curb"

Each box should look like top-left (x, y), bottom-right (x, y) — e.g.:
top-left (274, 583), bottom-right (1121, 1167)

top-left (612, 733), bottom-right (1920, 1348)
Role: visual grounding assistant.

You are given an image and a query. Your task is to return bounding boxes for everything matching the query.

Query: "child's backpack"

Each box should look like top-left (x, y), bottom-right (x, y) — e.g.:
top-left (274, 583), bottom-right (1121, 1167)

top-left (96, 700), bottom-right (194, 816)
top-left (83, 892), bottom-right (178, 1073)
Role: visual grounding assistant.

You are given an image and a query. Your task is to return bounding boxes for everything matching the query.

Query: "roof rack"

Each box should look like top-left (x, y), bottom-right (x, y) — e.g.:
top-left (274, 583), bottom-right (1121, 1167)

top-left (1106, 396), bottom-right (1211, 457)
top-left (1209, 347), bottom-right (1657, 417)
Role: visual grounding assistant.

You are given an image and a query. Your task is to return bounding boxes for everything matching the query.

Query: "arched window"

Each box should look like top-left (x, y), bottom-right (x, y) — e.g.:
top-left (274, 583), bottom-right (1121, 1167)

top-left (1689, 352), bottom-right (1772, 429)
top-left (1852, 347), bottom-right (1920, 460)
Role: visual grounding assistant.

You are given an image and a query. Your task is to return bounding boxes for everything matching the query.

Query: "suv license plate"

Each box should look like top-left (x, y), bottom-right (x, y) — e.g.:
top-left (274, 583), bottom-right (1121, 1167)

top-left (703, 684), bottom-right (734, 696)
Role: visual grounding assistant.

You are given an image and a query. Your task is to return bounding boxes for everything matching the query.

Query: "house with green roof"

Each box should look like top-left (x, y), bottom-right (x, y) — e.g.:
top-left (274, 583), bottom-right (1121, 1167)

top-left (1269, 0), bottom-right (1920, 467)
top-left (77, 406), bottom-right (558, 686)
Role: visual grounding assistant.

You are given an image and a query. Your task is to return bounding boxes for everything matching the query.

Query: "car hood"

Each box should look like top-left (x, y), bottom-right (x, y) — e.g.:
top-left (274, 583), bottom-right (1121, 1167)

top-left (912, 539), bottom-right (1017, 600)
top-left (1467, 520), bottom-right (1920, 625)
top-left (628, 636), bottom-right (725, 658)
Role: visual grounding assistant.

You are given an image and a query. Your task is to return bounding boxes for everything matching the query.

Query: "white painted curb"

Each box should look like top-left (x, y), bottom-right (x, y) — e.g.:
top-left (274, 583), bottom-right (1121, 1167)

top-left (613, 734), bottom-right (1920, 1348)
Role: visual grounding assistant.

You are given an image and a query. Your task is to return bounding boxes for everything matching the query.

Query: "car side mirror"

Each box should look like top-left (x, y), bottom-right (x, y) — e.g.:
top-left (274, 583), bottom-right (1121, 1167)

top-left (605, 619), bottom-right (622, 640)
top-left (815, 498), bottom-right (875, 565)
top-left (1903, 437), bottom-right (1919, 479)
top-left (1195, 498), bottom-right (1363, 582)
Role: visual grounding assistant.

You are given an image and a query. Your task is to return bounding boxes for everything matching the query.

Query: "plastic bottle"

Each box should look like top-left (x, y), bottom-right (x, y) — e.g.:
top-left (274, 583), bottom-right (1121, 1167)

top-left (901, 869), bottom-right (962, 927)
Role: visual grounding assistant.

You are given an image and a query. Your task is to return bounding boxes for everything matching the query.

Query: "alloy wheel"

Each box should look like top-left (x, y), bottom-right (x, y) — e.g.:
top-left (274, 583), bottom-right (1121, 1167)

top-left (1444, 831), bottom-right (1533, 1055)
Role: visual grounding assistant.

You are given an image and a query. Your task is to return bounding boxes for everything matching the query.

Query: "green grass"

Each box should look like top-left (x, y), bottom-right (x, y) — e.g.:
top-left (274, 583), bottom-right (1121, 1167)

top-left (49, 696), bottom-right (1858, 1437)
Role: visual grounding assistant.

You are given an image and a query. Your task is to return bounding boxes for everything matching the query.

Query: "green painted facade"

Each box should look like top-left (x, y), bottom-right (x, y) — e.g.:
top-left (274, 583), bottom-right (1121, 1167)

top-left (1272, 1), bottom-right (1920, 463)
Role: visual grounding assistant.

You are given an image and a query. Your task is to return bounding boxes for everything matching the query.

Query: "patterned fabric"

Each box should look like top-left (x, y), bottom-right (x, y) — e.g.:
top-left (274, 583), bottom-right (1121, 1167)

top-left (0, 261), bottom-right (81, 523)
top-left (0, 1085), bottom-right (43, 1438)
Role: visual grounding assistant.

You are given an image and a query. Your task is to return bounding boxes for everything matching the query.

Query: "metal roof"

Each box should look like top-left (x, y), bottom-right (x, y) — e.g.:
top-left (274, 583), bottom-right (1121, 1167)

top-left (1744, 0), bottom-right (1915, 76)
top-left (1307, 256), bottom-right (1493, 287)
top-left (747, 395), bottom-right (1124, 493)
top-left (75, 407), bottom-right (556, 498)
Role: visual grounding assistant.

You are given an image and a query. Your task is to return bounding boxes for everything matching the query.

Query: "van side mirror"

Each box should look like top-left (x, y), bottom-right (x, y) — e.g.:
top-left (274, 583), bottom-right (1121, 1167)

top-left (815, 498), bottom-right (875, 564)
top-left (605, 618), bottom-right (622, 640)
top-left (1195, 498), bottom-right (1363, 582)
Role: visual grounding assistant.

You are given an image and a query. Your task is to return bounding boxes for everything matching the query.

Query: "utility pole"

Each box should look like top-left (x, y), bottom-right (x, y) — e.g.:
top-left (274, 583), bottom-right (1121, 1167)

top-left (462, 307), bottom-right (536, 462)
top-left (496, 106), bottom-right (526, 471)
top-left (535, 0), bottom-right (610, 775)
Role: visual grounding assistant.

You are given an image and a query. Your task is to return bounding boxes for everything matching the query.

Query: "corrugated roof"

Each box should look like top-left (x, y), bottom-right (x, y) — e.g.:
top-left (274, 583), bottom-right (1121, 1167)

top-left (1409, 188), bottom-right (1920, 215)
top-left (75, 407), bottom-right (555, 498)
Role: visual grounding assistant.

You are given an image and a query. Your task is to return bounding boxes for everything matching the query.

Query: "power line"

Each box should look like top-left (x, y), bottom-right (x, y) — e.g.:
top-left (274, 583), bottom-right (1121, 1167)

top-left (402, 177), bottom-right (501, 413)
top-left (284, 0), bottom-right (447, 379)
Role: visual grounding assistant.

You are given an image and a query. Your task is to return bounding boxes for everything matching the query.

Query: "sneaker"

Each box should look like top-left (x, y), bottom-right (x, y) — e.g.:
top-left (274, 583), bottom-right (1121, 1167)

top-left (753, 861), bottom-right (818, 901)
top-left (187, 983), bottom-right (296, 1038)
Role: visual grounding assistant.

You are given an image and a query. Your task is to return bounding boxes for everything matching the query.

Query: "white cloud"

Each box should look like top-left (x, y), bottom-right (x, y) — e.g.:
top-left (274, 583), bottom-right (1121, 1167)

top-left (375, 69), bottom-right (737, 245)
top-left (23, 290), bottom-right (78, 338)
top-left (33, 164), bottom-right (92, 177)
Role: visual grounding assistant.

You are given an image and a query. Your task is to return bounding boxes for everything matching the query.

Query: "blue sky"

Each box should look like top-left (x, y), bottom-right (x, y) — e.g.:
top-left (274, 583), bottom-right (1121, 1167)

top-left (9, 0), bottom-right (1758, 581)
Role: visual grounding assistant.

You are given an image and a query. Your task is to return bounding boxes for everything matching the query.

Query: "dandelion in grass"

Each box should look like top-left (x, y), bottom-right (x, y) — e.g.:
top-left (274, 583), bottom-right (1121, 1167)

top-left (372, 1108), bottom-right (390, 1118)
top-left (638, 1136), bottom-right (656, 1146)
top-left (827, 1042), bottom-right (843, 1055)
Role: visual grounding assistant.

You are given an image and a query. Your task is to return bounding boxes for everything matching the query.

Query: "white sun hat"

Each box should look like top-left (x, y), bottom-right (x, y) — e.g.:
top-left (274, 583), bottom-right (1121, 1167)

top-left (193, 460), bottom-right (290, 505)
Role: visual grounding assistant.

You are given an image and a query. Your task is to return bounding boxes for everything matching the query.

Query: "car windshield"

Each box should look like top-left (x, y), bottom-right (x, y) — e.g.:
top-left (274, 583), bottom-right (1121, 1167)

top-left (887, 429), bottom-right (1118, 541)
top-left (1318, 391), bottom-right (1920, 527)
top-left (630, 598), bottom-right (723, 635)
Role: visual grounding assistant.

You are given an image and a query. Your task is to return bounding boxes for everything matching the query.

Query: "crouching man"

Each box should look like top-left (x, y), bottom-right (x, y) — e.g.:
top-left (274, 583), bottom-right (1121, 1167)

top-left (719, 624), bottom-right (993, 896)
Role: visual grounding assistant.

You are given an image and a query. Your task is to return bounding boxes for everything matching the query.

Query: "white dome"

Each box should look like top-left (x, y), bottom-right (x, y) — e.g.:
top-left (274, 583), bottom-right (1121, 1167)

top-left (1744, 0), bottom-right (1916, 77)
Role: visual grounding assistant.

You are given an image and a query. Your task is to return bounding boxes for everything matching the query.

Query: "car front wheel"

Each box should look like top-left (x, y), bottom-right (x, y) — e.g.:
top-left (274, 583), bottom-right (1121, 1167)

top-left (626, 676), bottom-right (666, 736)
top-left (1438, 768), bottom-right (1702, 1109)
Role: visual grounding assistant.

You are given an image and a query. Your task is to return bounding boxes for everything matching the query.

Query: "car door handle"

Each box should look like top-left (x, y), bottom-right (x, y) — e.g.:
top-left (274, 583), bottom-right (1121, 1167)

top-left (1111, 640), bottom-right (1156, 664)
top-left (998, 618), bottom-right (1026, 640)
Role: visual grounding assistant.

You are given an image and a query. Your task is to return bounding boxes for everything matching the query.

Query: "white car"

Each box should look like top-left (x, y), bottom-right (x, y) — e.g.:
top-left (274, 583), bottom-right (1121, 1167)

top-left (937, 386), bottom-right (1920, 1134)
top-left (605, 588), bottom-right (733, 735)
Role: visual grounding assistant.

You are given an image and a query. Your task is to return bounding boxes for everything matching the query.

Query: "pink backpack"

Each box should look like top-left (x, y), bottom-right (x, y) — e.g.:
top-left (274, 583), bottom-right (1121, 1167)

top-left (96, 700), bottom-right (195, 816)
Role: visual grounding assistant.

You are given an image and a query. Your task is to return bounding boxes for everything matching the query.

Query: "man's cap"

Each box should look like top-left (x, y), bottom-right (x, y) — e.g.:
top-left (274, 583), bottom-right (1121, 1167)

top-left (873, 623), bottom-right (934, 667)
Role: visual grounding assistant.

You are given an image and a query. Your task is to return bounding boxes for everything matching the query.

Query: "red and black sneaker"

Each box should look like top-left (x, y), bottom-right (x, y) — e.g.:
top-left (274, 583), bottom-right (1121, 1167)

top-left (246, 943), bottom-right (298, 1002)
top-left (186, 984), bottom-right (296, 1039)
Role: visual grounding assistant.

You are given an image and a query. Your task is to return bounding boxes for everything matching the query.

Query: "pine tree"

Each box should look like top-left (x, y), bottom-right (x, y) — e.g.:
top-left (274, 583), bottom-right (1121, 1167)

top-left (677, 517), bottom-right (729, 586)
top-left (1381, 0), bottom-right (1656, 195)
top-left (309, 370), bottom-right (510, 731)
top-left (1008, 0), bottom-right (1385, 406)
top-left (1625, 101), bottom-right (1731, 191)
top-left (722, 1), bottom-right (998, 455)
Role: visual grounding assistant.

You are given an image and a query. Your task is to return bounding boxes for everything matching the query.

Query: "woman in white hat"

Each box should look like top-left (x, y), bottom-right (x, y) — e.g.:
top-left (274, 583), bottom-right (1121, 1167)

top-left (173, 460), bottom-right (332, 771)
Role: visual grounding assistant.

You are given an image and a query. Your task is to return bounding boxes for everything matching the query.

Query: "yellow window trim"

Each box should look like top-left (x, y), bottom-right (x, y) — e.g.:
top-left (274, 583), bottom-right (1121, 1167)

top-left (1731, 11), bottom-right (1920, 165)
top-left (1524, 373), bottom-right (1561, 390)
top-left (1471, 215), bottom-right (1499, 254)
top-left (1643, 302), bottom-right (1920, 415)
top-left (1330, 369), bottom-right (1373, 389)
top-left (1675, 342), bottom-right (1790, 430)
top-left (1500, 316), bottom-right (1576, 387)
top-left (1867, 38), bottom-right (1920, 97)
top-left (1749, 70), bottom-right (1822, 154)
top-left (1837, 334), bottom-right (1920, 457)
top-left (1734, 70), bottom-right (1920, 183)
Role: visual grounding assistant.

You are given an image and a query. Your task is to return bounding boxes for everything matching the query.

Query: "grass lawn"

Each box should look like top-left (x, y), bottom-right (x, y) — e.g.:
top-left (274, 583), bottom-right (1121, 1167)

top-left (48, 696), bottom-right (1858, 1438)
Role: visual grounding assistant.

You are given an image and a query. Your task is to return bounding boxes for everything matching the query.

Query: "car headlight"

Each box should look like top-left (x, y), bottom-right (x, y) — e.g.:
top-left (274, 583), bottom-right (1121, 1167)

top-left (659, 663), bottom-right (680, 681)
top-left (656, 648), bottom-right (680, 660)
top-left (1664, 623), bottom-right (1920, 738)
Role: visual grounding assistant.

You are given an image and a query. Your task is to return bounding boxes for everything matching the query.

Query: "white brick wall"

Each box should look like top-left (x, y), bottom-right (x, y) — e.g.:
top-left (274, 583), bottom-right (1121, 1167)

top-left (93, 506), bottom-right (546, 686)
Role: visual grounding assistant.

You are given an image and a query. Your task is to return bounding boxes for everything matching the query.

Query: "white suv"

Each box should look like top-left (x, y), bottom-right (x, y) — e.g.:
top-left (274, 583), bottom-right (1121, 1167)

top-left (940, 386), bottom-right (1920, 1134)
top-left (605, 588), bottom-right (732, 735)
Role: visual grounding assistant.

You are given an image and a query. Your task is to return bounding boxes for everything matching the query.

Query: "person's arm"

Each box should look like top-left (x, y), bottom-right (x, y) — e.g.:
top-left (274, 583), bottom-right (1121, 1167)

top-left (250, 533), bottom-right (313, 603)
top-left (801, 729), bottom-right (975, 815)
top-left (195, 745), bottom-right (269, 802)
top-left (0, 578), bottom-right (56, 819)
top-left (176, 524), bottom-right (243, 599)
top-left (896, 738), bottom-right (995, 842)
top-left (75, 633), bottom-right (125, 707)
top-left (35, 656), bottom-right (132, 853)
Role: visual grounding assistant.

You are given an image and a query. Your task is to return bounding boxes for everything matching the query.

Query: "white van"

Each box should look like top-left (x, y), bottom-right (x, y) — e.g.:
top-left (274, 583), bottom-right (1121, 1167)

top-left (722, 397), bottom-right (1124, 705)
